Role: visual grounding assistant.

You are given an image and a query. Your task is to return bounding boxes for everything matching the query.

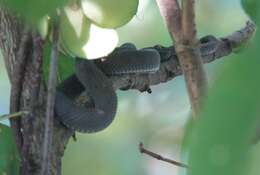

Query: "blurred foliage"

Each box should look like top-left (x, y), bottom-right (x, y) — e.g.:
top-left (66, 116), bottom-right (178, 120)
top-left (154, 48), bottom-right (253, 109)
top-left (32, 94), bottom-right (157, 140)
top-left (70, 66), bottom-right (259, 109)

top-left (0, 124), bottom-right (19, 175)
top-left (188, 1), bottom-right (260, 175)
top-left (241, 0), bottom-right (259, 22)
top-left (0, 0), bottom-right (67, 23)
top-left (247, 142), bottom-right (260, 175)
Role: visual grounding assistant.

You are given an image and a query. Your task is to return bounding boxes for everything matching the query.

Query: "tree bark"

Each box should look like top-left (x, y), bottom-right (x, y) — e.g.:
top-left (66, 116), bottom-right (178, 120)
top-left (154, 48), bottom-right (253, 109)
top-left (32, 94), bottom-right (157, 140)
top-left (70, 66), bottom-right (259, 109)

top-left (0, 8), bottom-right (73, 175)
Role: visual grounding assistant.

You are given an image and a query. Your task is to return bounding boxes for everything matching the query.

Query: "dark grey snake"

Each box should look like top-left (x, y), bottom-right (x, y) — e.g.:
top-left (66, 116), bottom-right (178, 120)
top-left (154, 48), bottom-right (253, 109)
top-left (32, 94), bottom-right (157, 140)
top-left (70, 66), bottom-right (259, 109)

top-left (55, 36), bottom-right (219, 133)
top-left (55, 43), bottom-right (160, 133)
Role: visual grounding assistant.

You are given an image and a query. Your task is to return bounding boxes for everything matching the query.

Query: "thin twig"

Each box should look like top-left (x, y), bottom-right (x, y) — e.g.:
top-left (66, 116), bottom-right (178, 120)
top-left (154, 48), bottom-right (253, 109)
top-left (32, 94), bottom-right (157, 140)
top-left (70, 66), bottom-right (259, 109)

top-left (41, 15), bottom-right (60, 175)
top-left (0, 111), bottom-right (29, 121)
top-left (139, 142), bottom-right (188, 168)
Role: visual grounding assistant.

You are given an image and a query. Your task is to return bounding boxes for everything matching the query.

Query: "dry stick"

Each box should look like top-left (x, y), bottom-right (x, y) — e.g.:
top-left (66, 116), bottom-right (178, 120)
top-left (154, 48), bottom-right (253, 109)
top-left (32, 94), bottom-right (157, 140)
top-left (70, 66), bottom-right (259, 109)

top-left (156, 0), bottom-right (207, 117)
top-left (0, 111), bottom-right (29, 121)
top-left (41, 17), bottom-right (60, 175)
top-left (139, 143), bottom-right (188, 168)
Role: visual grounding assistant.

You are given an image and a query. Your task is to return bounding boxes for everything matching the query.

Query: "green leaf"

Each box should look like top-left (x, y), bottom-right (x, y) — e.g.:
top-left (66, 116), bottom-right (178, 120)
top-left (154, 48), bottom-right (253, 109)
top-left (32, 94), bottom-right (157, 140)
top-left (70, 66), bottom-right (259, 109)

top-left (241, 0), bottom-right (259, 22)
top-left (0, 124), bottom-right (19, 175)
top-left (247, 142), bottom-right (260, 175)
top-left (43, 41), bottom-right (75, 83)
top-left (81, 0), bottom-right (139, 28)
top-left (188, 12), bottom-right (260, 175)
top-left (60, 6), bottom-right (91, 58)
top-left (1, 0), bottom-right (68, 23)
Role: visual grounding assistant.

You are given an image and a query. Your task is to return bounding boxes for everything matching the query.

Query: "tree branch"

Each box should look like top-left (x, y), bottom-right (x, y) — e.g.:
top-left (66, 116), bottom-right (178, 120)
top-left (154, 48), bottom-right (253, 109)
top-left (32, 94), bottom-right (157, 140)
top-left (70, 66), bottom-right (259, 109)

top-left (0, 7), bottom-right (30, 154)
top-left (139, 142), bottom-right (188, 168)
top-left (156, 0), bottom-right (207, 116)
top-left (20, 33), bottom-right (44, 175)
top-left (181, 0), bottom-right (197, 42)
top-left (9, 27), bottom-right (31, 153)
top-left (108, 22), bottom-right (255, 93)
top-left (155, 0), bottom-right (182, 41)
top-left (41, 16), bottom-right (60, 175)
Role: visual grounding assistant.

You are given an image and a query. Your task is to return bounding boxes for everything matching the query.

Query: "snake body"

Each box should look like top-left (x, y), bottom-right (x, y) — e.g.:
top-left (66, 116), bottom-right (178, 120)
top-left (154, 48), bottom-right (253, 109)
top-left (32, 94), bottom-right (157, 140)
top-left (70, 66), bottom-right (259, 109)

top-left (55, 36), bottom-right (219, 133)
top-left (55, 44), bottom-right (161, 133)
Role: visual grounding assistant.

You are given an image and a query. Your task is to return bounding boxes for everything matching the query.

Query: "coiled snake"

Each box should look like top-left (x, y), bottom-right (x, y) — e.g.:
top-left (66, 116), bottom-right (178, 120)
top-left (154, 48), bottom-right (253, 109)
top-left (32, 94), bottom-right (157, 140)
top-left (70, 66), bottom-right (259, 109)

top-left (55, 36), bottom-right (218, 133)
top-left (55, 43), bottom-right (161, 133)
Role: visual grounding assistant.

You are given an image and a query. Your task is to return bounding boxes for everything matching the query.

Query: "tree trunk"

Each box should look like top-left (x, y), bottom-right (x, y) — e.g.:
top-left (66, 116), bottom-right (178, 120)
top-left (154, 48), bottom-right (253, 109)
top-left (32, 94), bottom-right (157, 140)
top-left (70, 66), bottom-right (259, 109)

top-left (0, 8), bottom-right (73, 175)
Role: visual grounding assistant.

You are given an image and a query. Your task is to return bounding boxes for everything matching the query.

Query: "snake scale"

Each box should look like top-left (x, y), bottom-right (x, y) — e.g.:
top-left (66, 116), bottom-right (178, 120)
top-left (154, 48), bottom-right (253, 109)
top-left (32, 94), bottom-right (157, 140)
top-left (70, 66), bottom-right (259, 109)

top-left (55, 36), bottom-right (219, 133)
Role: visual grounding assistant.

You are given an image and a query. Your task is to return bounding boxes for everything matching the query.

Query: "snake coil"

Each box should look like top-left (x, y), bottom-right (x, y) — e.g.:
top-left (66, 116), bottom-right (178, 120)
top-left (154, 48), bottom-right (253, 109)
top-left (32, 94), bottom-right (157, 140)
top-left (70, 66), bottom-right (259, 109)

top-left (55, 44), bottom-right (161, 133)
top-left (55, 37), bottom-right (219, 133)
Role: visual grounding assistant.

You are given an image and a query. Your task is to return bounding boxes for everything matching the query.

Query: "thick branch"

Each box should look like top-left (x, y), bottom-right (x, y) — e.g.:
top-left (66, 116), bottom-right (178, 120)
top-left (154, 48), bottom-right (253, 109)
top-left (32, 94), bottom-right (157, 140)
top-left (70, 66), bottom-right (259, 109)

top-left (0, 7), bottom-right (21, 80)
top-left (0, 7), bottom-right (30, 155)
top-left (108, 22), bottom-right (255, 93)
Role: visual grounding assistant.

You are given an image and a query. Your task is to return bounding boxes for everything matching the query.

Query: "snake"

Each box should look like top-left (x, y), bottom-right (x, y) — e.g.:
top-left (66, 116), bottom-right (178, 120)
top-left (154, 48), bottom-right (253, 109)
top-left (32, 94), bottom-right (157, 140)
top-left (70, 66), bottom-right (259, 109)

top-left (55, 43), bottom-right (161, 133)
top-left (55, 36), bottom-right (219, 133)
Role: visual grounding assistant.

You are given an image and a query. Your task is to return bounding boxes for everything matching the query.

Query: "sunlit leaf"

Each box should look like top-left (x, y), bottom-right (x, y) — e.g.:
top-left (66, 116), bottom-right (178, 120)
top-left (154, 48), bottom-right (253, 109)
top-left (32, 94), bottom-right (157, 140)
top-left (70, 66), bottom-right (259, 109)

top-left (60, 6), bottom-right (91, 58)
top-left (82, 24), bottom-right (118, 59)
top-left (59, 5), bottom-right (118, 59)
top-left (37, 16), bottom-right (50, 40)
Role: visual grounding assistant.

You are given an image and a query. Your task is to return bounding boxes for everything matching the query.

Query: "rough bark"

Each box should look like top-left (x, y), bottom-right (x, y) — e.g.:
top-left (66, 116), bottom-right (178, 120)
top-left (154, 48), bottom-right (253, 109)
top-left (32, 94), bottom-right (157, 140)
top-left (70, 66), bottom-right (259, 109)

top-left (0, 8), bottom-right (73, 175)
